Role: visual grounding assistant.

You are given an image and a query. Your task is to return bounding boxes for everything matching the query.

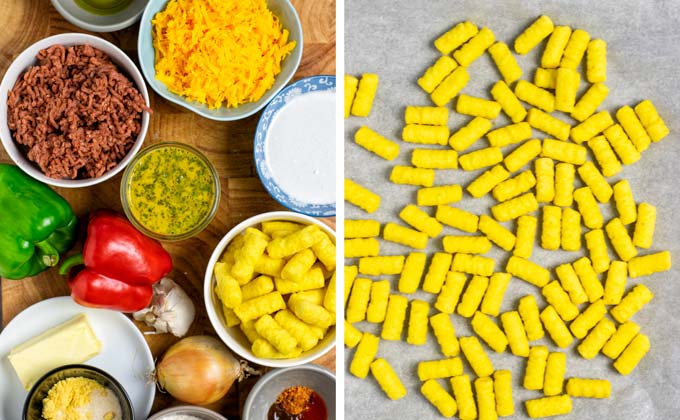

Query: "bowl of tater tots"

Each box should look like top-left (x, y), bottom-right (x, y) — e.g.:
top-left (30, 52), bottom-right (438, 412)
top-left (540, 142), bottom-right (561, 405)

top-left (204, 211), bottom-right (336, 367)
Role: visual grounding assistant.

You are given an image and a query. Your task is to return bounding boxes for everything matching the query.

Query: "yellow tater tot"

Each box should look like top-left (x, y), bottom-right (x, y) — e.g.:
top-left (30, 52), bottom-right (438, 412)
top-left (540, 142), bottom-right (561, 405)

top-left (350, 73), bottom-right (379, 117)
top-left (572, 83), bottom-right (609, 122)
top-left (411, 149), bottom-right (458, 169)
top-left (431, 66), bottom-right (469, 107)
top-left (359, 255), bottom-right (406, 275)
top-left (254, 314), bottom-right (298, 354)
top-left (421, 379), bottom-right (458, 418)
top-left (418, 185), bottom-right (463, 206)
top-left (617, 105), bottom-right (651, 152)
top-left (436, 205), bottom-right (479, 232)
top-left (514, 215), bottom-right (538, 258)
top-left (430, 312), bottom-right (460, 357)
top-left (435, 272), bottom-right (468, 314)
top-left (459, 147), bottom-right (504, 171)
top-left (535, 157), bottom-right (555, 203)
top-left (542, 26), bottom-right (571, 68)
top-left (570, 110), bottom-right (614, 144)
top-left (561, 29), bottom-right (590, 69)
top-left (491, 192), bottom-right (538, 222)
top-left (214, 261), bottom-right (243, 309)
top-left (366, 280), bottom-right (391, 323)
top-left (554, 163), bottom-right (575, 207)
top-left (467, 165), bottom-right (511, 198)
top-left (603, 123), bottom-right (640, 165)
top-left (488, 121), bottom-right (533, 148)
top-left (504, 139), bottom-right (542, 173)
top-left (514, 15), bottom-right (554, 55)
top-left (479, 214), bottom-right (516, 251)
top-left (457, 275), bottom-right (489, 318)
top-left (345, 219), bottom-right (380, 239)
top-left (355, 126), bottom-right (400, 160)
top-left (443, 236), bottom-right (492, 255)
top-left (633, 203), bottom-right (657, 249)
top-left (449, 116), bottom-right (493, 151)
top-left (254, 254), bottom-right (285, 278)
top-left (345, 178), bottom-right (381, 214)
top-left (480, 272), bottom-right (511, 316)
top-left (525, 395), bottom-right (573, 418)
top-left (274, 266), bottom-right (325, 294)
top-left (574, 186), bottom-right (603, 229)
top-left (451, 375), bottom-right (477, 420)
top-left (613, 333), bottom-right (650, 375)
top-left (402, 124), bottom-right (450, 145)
top-left (399, 204), bottom-right (443, 238)
top-left (573, 257), bottom-right (604, 302)
top-left (241, 275), bottom-right (274, 301)
top-left (281, 248), bottom-right (316, 281)
top-left (346, 277), bottom-right (371, 323)
top-left (417, 357), bottom-right (464, 381)
top-left (422, 252), bottom-right (454, 294)
top-left (344, 265), bottom-right (358, 305)
top-left (381, 294), bottom-right (409, 340)
top-left (454, 27), bottom-right (495, 67)
top-left (515, 80), bottom-right (555, 112)
top-left (555, 67), bottom-right (580, 112)
top-left (288, 294), bottom-right (334, 329)
top-left (524, 345), bottom-right (549, 390)
top-left (501, 310), bottom-right (530, 357)
top-left (540, 305), bottom-right (574, 348)
top-left (613, 179), bottom-right (636, 225)
top-left (541, 280), bottom-right (579, 321)
top-left (561, 207), bottom-right (581, 251)
top-left (390, 165), bottom-right (435, 187)
top-left (405, 105), bottom-right (449, 125)
top-left (634, 99), bottom-right (669, 142)
top-left (494, 370), bottom-right (515, 416)
top-left (507, 256), bottom-right (550, 287)
top-left (587, 134), bottom-right (621, 177)
top-left (519, 295), bottom-right (545, 341)
top-left (407, 299), bottom-right (430, 345)
top-left (578, 161), bottom-right (612, 203)
top-left (527, 108), bottom-right (570, 140)
top-left (543, 139), bottom-right (587, 165)
top-left (344, 74), bottom-right (358, 118)
top-left (602, 321), bottom-right (640, 359)
top-left (276, 310), bottom-right (319, 351)
top-left (323, 272), bottom-right (335, 313)
top-left (434, 21), bottom-right (479, 54)
top-left (222, 306), bottom-right (241, 327)
top-left (541, 205), bottom-right (561, 251)
top-left (418, 56), bottom-right (458, 94)
top-left (604, 260), bottom-right (627, 305)
top-left (584, 229), bottom-right (610, 273)
top-left (475, 376), bottom-right (497, 420)
top-left (234, 291), bottom-right (286, 323)
top-left (251, 339), bottom-right (300, 359)
top-left (399, 252), bottom-right (427, 294)
top-left (488, 41), bottom-right (523, 83)
top-left (543, 352), bottom-right (566, 396)
top-left (490, 80), bottom-right (527, 123)
top-left (383, 223), bottom-right (428, 250)
top-left (457, 94), bottom-right (501, 119)
top-left (577, 317), bottom-right (616, 360)
top-left (370, 358), bottom-right (407, 400)
top-left (534, 67), bottom-right (557, 89)
top-left (232, 228), bottom-right (269, 284)
top-left (452, 253), bottom-right (495, 276)
top-left (627, 251), bottom-right (671, 278)
top-left (605, 217), bottom-right (638, 261)
top-left (610, 284), bottom-right (654, 323)
top-left (555, 263), bottom-right (588, 305)
top-left (586, 39), bottom-right (607, 83)
top-left (471, 311), bottom-right (508, 352)
top-left (350, 332), bottom-right (380, 378)
top-left (460, 336), bottom-right (494, 377)
top-left (566, 378), bottom-right (611, 399)
top-left (570, 299), bottom-right (606, 339)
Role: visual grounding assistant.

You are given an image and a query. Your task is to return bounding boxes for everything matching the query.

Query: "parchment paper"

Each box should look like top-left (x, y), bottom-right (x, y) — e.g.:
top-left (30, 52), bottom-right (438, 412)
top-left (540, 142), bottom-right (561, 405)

top-left (344, 1), bottom-right (680, 418)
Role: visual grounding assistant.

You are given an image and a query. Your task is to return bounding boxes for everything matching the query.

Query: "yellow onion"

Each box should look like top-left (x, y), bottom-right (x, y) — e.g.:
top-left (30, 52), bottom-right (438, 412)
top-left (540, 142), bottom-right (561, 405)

top-left (156, 335), bottom-right (241, 405)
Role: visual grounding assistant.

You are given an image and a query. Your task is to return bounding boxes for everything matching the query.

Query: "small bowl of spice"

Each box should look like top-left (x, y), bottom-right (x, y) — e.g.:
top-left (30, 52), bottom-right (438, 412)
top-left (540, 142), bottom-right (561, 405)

top-left (121, 142), bottom-right (220, 241)
top-left (23, 364), bottom-right (132, 420)
top-left (147, 405), bottom-right (228, 420)
top-left (242, 364), bottom-right (335, 420)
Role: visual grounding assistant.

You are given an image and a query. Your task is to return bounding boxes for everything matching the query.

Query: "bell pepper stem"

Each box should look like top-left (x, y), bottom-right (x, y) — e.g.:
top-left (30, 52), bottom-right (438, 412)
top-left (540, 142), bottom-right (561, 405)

top-left (59, 253), bottom-right (84, 275)
top-left (35, 240), bottom-right (60, 267)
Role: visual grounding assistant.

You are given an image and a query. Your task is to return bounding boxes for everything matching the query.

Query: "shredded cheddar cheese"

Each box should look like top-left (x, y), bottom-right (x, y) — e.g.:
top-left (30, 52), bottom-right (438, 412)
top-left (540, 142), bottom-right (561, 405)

top-left (152, 0), bottom-right (297, 109)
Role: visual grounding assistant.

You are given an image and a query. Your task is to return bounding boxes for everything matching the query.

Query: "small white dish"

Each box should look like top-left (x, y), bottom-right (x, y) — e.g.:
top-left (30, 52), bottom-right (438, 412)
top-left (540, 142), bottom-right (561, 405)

top-left (0, 296), bottom-right (155, 420)
top-left (50, 0), bottom-right (147, 33)
top-left (148, 405), bottom-right (228, 420)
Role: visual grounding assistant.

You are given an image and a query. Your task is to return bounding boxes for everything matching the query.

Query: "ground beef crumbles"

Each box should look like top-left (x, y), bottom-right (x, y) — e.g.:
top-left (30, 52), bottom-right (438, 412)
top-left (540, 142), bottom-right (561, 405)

top-left (7, 44), bottom-right (150, 179)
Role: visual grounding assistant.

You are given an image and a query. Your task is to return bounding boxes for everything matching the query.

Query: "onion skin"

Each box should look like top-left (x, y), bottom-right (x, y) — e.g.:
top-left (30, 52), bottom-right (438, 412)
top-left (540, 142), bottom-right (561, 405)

top-left (157, 335), bottom-right (240, 405)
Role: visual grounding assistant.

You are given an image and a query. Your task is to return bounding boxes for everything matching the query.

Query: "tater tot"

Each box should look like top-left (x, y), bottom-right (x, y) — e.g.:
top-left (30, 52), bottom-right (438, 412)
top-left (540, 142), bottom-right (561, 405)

top-left (345, 219), bottom-right (380, 239)
top-left (281, 248), bottom-right (316, 281)
top-left (251, 339), bottom-right (300, 359)
top-left (355, 126), bottom-right (400, 161)
top-left (515, 80), bottom-right (555, 112)
top-left (275, 310), bottom-right (319, 351)
top-left (421, 379), bottom-right (458, 418)
top-left (402, 124), bottom-right (450, 146)
top-left (418, 357), bottom-right (464, 381)
top-left (555, 263), bottom-right (588, 305)
top-left (480, 272), bottom-right (512, 316)
top-left (407, 299), bottom-right (430, 345)
top-left (606, 217), bottom-right (638, 261)
top-left (350, 332), bottom-right (380, 378)
top-left (214, 262), bottom-right (242, 309)
top-left (460, 336), bottom-right (494, 377)
top-left (610, 284), bottom-right (654, 323)
top-left (488, 41), bottom-right (523, 83)
top-left (603, 260), bottom-right (627, 305)
top-left (572, 83), bottom-right (609, 122)
top-left (344, 320), bottom-right (362, 348)
top-left (612, 180), bottom-right (637, 225)
top-left (345, 178), bottom-right (381, 214)
top-left (635, 99), bottom-right (669, 142)
top-left (431, 66), bottom-right (470, 107)
top-left (449, 116), bottom-right (493, 151)
top-left (542, 25), bottom-right (572, 68)
top-left (603, 124), bottom-right (640, 165)
top-left (501, 310), bottom-right (530, 357)
top-left (584, 229), bottom-right (610, 273)
top-left (418, 185), bottom-right (463, 206)
top-left (457, 275), bottom-right (490, 318)
top-left (534, 67), bottom-right (557, 89)
top-left (633, 203), bottom-right (656, 249)
top-left (234, 292), bottom-right (286, 323)
top-left (541, 205), bottom-right (561, 251)
top-left (454, 27), bottom-right (496, 67)
top-left (418, 55), bottom-right (458, 94)
top-left (578, 162), bottom-right (612, 204)
top-left (472, 311), bottom-right (508, 353)
top-left (491, 192), bottom-right (538, 222)
top-left (577, 317), bottom-right (616, 360)
top-left (479, 214), bottom-right (516, 251)
top-left (399, 252), bottom-right (427, 294)
top-left (524, 345), bottom-right (549, 390)
top-left (542, 139), bottom-right (587, 165)
top-left (274, 266), bottom-right (325, 294)
top-left (586, 39), bottom-right (607, 83)
top-left (222, 306), bottom-right (241, 327)
top-left (527, 108), bottom-right (570, 140)
top-left (366, 280), bottom-right (391, 323)
top-left (350, 73), bottom-right (379, 117)
top-left (400, 204), bottom-right (443, 238)
top-left (613, 333), bottom-right (650, 375)
top-left (566, 378), bottom-right (611, 399)
top-left (542, 280), bottom-right (579, 321)
top-left (617, 105), bottom-right (651, 151)
top-left (514, 15), bottom-right (554, 55)
top-left (241, 275), bottom-right (275, 301)
top-left (561, 207), bottom-right (581, 251)
top-left (525, 395), bottom-right (573, 418)
top-left (570, 110), bottom-right (614, 144)
top-left (370, 358), bottom-right (407, 400)
top-left (475, 376), bottom-right (498, 420)
top-left (561, 28), bottom-right (590, 69)
top-left (467, 165), bottom-right (511, 198)
top-left (574, 186), bottom-right (603, 229)
top-left (555, 67), bottom-right (580, 112)
top-left (254, 254), bottom-right (285, 278)
top-left (514, 215), bottom-right (538, 258)
top-left (519, 295), bottom-right (544, 341)
top-left (457, 94), bottom-right (501, 119)
top-left (422, 252), bottom-right (454, 294)
top-left (540, 305), bottom-right (574, 348)
top-left (288, 294), bottom-right (334, 329)
top-left (452, 253), bottom-right (495, 276)
top-left (602, 321), bottom-right (640, 359)
top-left (346, 277), bottom-right (371, 323)
top-left (535, 157), bottom-right (555, 203)
top-left (451, 375), bottom-right (477, 420)
top-left (507, 256), bottom-right (550, 287)
top-left (627, 251), bottom-right (671, 278)
top-left (490, 80), bottom-right (527, 123)
top-left (570, 299), bottom-right (606, 339)
top-left (587, 135), bottom-right (621, 177)
top-left (390, 166), bottom-right (435, 187)
top-left (434, 21), bottom-right (479, 54)
top-left (411, 149), bottom-right (458, 169)
top-left (430, 313), bottom-right (460, 357)
top-left (405, 105), bottom-right (449, 125)
top-left (359, 255), bottom-right (405, 275)
top-left (435, 271), bottom-right (468, 314)
top-left (573, 257), bottom-right (604, 302)
top-left (254, 314), bottom-right (298, 355)
top-left (504, 139), bottom-right (542, 173)
top-left (493, 170), bottom-right (536, 202)
top-left (443, 236), bottom-right (492, 255)
top-left (543, 352), bottom-right (567, 396)
top-left (344, 74), bottom-right (358, 118)
top-left (459, 147), bottom-right (504, 171)
top-left (383, 222), bottom-right (428, 249)
top-left (381, 294), bottom-right (409, 340)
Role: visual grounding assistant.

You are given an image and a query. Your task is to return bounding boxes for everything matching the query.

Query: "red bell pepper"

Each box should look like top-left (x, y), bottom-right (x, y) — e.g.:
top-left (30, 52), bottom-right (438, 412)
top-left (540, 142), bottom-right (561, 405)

top-left (59, 210), bottom-right (173, 312)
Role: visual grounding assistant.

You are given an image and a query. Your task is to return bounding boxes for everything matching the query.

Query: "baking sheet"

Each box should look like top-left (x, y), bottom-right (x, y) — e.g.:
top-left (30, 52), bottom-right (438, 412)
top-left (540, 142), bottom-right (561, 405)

top-left (344, 0), bottom-right (680, 418)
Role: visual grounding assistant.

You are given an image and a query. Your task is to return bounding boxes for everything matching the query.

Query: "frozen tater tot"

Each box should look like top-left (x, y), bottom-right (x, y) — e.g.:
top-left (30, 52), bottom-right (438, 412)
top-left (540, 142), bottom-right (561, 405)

top-left (252, 339), bottom-right (300, 359)
top-left (515, 80), bottom-right (555, 112)
top-left (431, 66), bottom-right (469, 107)
top-left (412, 149), bottom-right (458, 169)
top-left (435, 21), bottom-right (479, 54)
top-left (604, 123), bottom-right (641, 166)
top-left (275, 266), bottom-right (325, 294)
top-left (602, 321), bottom-right (640, 359)
top-left (555, 263), bottom-right (588, 304)
top-left (281, 248), bottom-right (316, 281)
top-left (456, 94), bottom-right (501, 119)
top-left (534, 67), bottom-right (557, 89)
top-left (370, 358), bottom-right (407, 400)
top-left (418, 185), bottom-right (463, 206)
top-left (507, 256), bottom-right (550, 287)
top-left (561, 207), bottom-right (581, 251)
top-left (232, 228), bottom-right (269, 283)
top-left (542, 281), bottom-right (579, 321)
top-left (472, 311), bottom-right (508, 352)
top-left (467, 165), bottom-right (511, 198)
top-left (610, 284), bottom-right (654, 323)
top-left (542, 26), bottom-right (572, 68)
top-left (633, 203), bottom-right (656, 249)
top-left (435, 271), bottom-right (468, 314)
top-left (443, 235), bottom-right (492, 255)
top-left (555, 67), bottom-right (580, 112)
top-left (570, 110), bottom-right (614, 143)
top-left (400, 204), bottom-right (443, 238)
top-left (586, 39), bottom-right (607, 83)
top-left (399, 252), bottom-right (427, 294)
top-left (452, 253), bottom-right (495, 276)
top-left (606, 218), bottom-right (637, 261)
top-left (355, 126), bottom-right (400, 160)
top-left (617, 105), bottom-right (651, 152)
top-left (561, 28), bottom-right (590, 69)
top-left (479, 214), bottom-right (516, 251)
top-left (527, 108), bottom-right (570, 140)
top-left (241, 275), bottom-right (275, 301)
top-left (578, 162), bottom-right (612, 203)
top-left (490, 80), bottom-right (527, 123)
top-left (460, 336), bottom-right (494, 377)
top-left (323, 272), bottom-right (335, 312)
top-left (350, 73), bottom-right (378, 117)
top-left (577, 317), bottom-right (616, 359)
top-left (407, 299), bottom-right (430, 345)
top-left (276, 310), bottom-right (319, 351)
top-left (418, 357), bottom-right (464, 381)
top-left (366, 280), bottom-right (391, 323)
top-left (294, 288), bottom-right (325, 305)
top-left (344, 74), bottom-right (358, 118)
top-left (514, 215), bottom-right (538, 258)
top-left (543, 352), bottom-right (567, 396)
top-left (346, 277), bottom-right (371, 323)
top-left (381, 294), bottom-right (409, 340)
top-left (487, 122), bottom-right (532, 147)
top-left (566, 378), bottom-right (611, 398)
top-left (628, 251), bottom-right (671, 278)
top-left (383, 223), bottom-right (428, 250)
top-left (572, 83), bottom-right (609, 122)
top-left (430, 312), bottom-right (460, 357)
top-left (459, 147), bottom-right (503, 171)
top-left (345, 178), bottom-right (381, 214)
top-left (454, 27), bottom-right (495, 67)
top-left (475, 376), bottom-right (498, 420)
top-left (436, 206), bottom-right (479, 232)
top-left (501, 310), bottom-right (530, 357)
top-left (573, 257), bottom-right (604, 302)
top-left (604, 260), bottom-right (627, 305)
top-left (449, 116), bottom-right (493, 151)
top-left (418, 55), bottom-right (458, 94)
top-left (542, 139), bottom-right (587, 165)
top-left (525, 395), bottom-right (573, 418)
top-left (480, 272), bottom-right (512, 316)
top-left (491, 192), bottom-right (539, 222)
top-left (635, 99), bottom-right (670, 142)
top-left (234, 292), bottom-right (286, 323)
top-left (570, 299), bottom-right (606, 339)
top-left (261, 221), bottom-right (302, 235)
top-left (421, 379), bottom-right (458, 418)
top-left (574, 186), bottom-right (603, 229)
top-left (423, 252), bottom-right (453, 294)
top-left (288, 294), bottom-right (334, 329)
top-left (535, 157), bottom-right (555, 203)
top-left (359, 255), bottom-right (406, 275)
top-left (553, 161), bottom-right (575, 205)
top-left (613, 333), bottom-right (650, 375)
top-left (345, 219), bottom-right (380, 239)
top-left (390, 166), bottom-right (435, 187)
top-left (613, 179), bottom-right (636, 225)
top-left (584, 229), bottom-right (610, 273)
top-left (588, 135), bottom-right (621, 177)
top-left (403, 124), bottom-right (450, 146)
top-left (488, 41), bottom-right (523, 83)
top-left (491, 170), bottom-right (536, 201)
top-left (344, 266), bottom-right (357, 306)
top-left (514, 15), bottom-right (554, 54)
top-left (254, 254), bottom-right (285, 278)
top-left (504, 139), bottom-right (542, 172)
top-left (540, 305), bottom-right (573, 348)
top-left (254, 314), bottom-right (298, 354)
top-left (519, 295), bottom-right (544, 341)
top-left (350, 332), bottom-right (380, 378)
top-left (405, 106), bottom-right (449, 125)
top-left (313, 233), bottom-right (335, 271)
top-left (214, 262), bottom-right (242, 309)
top-left (451, 375), bottom-right (477, 420)
top-left (457, 275), bottom-right (489, 318)
top-left (524, 345), bottom-right (549, 390)
top-left (223, 306), bottom-right (241, 327)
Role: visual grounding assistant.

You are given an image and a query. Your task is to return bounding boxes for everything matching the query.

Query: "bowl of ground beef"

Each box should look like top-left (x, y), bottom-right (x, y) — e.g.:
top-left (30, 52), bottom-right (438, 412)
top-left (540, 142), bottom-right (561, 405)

top-left (0, 33), bottom-right (151, 188)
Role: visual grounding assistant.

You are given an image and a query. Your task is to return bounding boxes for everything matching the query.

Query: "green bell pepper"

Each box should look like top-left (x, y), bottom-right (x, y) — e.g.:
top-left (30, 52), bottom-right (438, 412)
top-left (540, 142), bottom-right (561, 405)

top-left (0, 164), bottom-right (77, 279)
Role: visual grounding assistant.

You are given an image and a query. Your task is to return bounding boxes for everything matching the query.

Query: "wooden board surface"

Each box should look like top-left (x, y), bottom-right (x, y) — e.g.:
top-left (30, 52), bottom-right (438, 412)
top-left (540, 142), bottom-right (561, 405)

top-left (0, 0), bottom-right (336, 418)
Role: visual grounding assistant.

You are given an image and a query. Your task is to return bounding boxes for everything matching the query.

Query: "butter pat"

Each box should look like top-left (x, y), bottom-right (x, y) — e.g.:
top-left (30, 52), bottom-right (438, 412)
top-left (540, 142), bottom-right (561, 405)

top-left (8, 314), bottom-right (102, 390)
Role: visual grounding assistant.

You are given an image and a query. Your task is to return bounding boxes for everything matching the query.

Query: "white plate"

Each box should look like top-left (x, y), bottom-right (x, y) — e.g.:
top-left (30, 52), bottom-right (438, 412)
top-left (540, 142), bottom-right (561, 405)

top-left (0, 296), bottom-right (155, 419)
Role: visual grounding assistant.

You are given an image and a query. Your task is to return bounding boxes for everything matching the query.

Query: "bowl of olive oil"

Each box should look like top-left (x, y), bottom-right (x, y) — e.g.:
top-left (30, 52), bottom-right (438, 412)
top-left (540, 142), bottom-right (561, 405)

top-left (51, 0), bottom-right (147, 32)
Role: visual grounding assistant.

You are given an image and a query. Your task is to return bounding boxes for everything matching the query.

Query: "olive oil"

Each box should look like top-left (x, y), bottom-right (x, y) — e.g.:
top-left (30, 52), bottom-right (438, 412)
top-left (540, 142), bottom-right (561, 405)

top-left (74, 0), bottom-right (133, 16)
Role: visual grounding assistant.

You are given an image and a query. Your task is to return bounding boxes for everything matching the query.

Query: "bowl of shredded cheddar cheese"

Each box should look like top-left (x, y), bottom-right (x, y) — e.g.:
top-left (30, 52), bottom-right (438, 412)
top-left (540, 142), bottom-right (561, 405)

top-left (138, 0), bottom-right (302, 121)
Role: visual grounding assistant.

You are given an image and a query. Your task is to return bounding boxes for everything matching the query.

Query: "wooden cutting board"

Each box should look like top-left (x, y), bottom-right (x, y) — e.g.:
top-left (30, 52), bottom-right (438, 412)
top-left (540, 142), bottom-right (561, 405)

top-left (0, 0), bottom-right (336, 417)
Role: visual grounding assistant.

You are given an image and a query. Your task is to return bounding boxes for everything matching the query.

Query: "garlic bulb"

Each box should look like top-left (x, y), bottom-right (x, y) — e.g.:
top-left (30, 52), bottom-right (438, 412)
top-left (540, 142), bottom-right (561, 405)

top-left (133, 277), bottom-right (195, 337)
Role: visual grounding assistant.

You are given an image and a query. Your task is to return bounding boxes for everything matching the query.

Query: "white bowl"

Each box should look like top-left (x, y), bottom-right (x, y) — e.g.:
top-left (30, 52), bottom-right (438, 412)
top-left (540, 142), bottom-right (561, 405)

top-left (148, 405), bottom-right (228, 420)
top-left (50, 0), bottom-right (147, 33)
top-left (204, 211), bottom-right (336, 368)
top-left (0, 33), bottom-right (150, 188)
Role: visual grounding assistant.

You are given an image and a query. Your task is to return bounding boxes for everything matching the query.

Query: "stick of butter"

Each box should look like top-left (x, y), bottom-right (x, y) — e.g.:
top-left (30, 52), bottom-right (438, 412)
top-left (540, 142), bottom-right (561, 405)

top-left (8, 313), bottom-right (102, 390)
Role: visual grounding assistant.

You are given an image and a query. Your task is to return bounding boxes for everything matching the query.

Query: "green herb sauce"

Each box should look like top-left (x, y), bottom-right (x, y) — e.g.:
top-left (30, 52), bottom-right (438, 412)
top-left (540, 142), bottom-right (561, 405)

top-left (74, 0), bottom-right (133, 16)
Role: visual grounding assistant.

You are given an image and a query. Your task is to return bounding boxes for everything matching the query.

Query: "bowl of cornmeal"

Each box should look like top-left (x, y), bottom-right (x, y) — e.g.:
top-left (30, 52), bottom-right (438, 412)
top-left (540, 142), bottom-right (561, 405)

top-left (23, 364), bottom-right (132, 420)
